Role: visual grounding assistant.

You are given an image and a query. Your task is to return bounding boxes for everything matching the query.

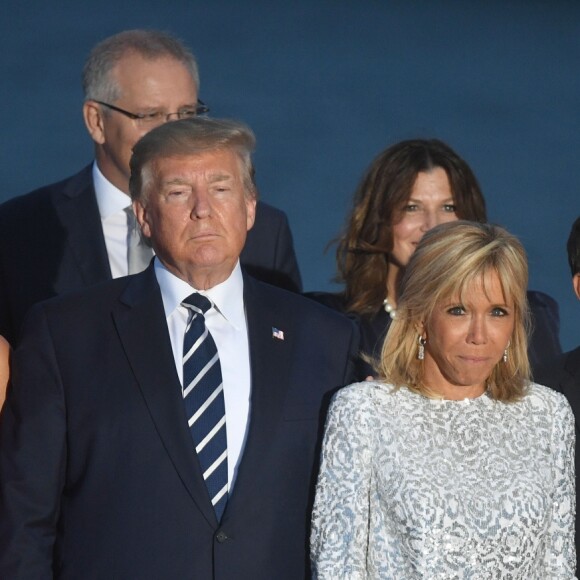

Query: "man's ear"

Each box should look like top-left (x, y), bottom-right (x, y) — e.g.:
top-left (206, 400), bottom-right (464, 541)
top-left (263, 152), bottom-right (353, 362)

top-left (133, 200), bottom-right (151, 240)
top-left (83, 101), bottom-right (106, 145)
top-left (573, 273), bottom-right (580, 301)
top-left (245, 194), bottom-right (257, 232)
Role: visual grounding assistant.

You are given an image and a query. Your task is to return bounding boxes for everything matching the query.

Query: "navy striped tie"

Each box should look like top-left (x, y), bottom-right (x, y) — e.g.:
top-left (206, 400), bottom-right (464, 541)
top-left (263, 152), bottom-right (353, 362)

top-left (182, 293), bottom-right (228, 520)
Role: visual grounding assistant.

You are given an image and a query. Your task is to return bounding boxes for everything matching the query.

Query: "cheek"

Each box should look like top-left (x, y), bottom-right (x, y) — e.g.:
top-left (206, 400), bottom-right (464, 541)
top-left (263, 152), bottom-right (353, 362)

top-left (126, 134), bottom-right (143, 156)
top-left (425, 319), bottom-right (460, 354)
top-left (118, 125), bottom-right (147, 158)
top-left (392, 217), bottom-right (417, 243)
top-left (440, 213), bottom-right (459, 225)
top-left (492, 323), bottom-right (514, 348)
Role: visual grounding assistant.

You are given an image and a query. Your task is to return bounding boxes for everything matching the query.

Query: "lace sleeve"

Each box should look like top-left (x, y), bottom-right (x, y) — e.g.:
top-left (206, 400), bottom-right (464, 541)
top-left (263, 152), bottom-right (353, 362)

top-left (310, 384), bottom-right (377, 579)
top-left (544, 391), bottom-right (577, 578)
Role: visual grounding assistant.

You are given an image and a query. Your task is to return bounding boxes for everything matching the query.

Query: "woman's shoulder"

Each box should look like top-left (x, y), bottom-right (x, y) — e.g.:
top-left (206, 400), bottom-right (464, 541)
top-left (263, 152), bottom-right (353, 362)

top-left (523, 382), bottom-right (573, 420)
top-left (526, 381), bottom-right (567, 403)
top-left (327, 382), bottom-right (401, 436)
top-left (331, 381), bottom-right (400, 411)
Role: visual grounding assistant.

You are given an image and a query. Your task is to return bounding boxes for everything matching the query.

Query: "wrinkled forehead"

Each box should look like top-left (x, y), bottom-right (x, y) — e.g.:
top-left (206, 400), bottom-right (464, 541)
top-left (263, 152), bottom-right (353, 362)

top-left (138, 149), bottom-right (254, 201)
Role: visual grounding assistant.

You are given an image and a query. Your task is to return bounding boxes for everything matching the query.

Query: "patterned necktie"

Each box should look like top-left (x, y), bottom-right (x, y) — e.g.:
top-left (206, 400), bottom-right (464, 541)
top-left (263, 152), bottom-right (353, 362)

top-left (125, 206), bottom-right (153, 274)
top-left (181, 293), bottom-right (228, 520)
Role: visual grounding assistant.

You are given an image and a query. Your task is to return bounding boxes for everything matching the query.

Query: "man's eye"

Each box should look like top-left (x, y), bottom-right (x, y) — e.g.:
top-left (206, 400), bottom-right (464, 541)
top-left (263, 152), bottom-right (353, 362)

top-left (141, 112), bottom-right (164, 122)
top-left (212, 185), bottom-right (231, 194)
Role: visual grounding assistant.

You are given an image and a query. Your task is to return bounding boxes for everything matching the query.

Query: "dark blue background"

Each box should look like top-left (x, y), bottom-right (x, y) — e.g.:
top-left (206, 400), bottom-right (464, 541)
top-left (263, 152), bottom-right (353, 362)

top-left (1, 1), bottom-right (579, 350)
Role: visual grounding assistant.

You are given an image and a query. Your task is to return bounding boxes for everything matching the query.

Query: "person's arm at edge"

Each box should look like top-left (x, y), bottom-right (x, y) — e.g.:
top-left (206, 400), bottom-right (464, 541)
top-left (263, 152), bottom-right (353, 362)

top-left (0, 305), bottom-right (66, 577)
top-left (0, 336), bottom-right (9, 410)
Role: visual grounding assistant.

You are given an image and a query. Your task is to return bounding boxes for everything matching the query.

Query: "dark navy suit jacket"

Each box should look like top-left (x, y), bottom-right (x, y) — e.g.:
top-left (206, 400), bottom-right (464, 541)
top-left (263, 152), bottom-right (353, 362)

top-left (535, 346), bottom-right (580, 575)
top-left (0, 165), bottom-right (302, 345)
top-left (0, 268), bottom-right (358, 579)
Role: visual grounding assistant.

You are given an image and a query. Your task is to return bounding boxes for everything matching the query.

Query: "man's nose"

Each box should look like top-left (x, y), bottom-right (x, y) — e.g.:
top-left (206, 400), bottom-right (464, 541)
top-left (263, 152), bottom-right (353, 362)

top-left (190, 191), bottom-right (211, 219)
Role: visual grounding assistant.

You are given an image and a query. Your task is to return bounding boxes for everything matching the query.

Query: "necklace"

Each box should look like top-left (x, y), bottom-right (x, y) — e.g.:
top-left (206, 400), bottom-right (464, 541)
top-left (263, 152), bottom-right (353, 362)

top-left (383, 297), bottom-right (397, 319)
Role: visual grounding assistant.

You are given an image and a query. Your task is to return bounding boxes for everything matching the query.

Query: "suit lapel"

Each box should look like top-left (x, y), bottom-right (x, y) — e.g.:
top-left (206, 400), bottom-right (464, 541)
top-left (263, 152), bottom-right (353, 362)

top-left (113, 267), bottom-right (217, 528)
top-left (52, 165), bottom-right (111, 292)
top-left (221, 275), bottom-right (295, 521)
top-left (563, 347), bottom-right (580, 423)
top-left (564, 346), bottom-right (580, 381)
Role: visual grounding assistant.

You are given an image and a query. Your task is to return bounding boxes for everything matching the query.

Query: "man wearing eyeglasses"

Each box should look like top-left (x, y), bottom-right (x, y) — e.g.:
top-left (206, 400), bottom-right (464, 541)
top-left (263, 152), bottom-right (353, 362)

top-left (0, 29), bottom-right (302, 346)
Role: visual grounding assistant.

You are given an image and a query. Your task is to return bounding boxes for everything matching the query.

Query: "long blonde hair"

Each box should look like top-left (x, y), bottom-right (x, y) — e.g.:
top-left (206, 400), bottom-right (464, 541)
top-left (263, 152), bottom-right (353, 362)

top-left (379, 221), bottom-right (530, 402)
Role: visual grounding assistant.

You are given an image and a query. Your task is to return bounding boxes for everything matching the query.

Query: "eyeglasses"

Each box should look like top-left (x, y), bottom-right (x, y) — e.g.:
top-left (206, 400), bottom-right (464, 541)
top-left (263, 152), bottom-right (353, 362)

top-left (93, 99), bottom-right (210, 125)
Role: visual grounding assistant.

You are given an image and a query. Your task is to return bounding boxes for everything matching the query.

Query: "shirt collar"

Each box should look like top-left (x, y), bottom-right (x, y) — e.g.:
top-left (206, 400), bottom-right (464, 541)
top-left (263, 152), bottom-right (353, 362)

top-left (92, 161), bottom-right (132, 218)
top-left (154, 258), bottom-right (246, 329)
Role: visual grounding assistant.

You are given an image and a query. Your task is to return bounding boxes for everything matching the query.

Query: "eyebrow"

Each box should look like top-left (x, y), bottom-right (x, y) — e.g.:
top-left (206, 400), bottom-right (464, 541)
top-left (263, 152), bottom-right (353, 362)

top-left (159, 173), bottom-right (234, 187)
top-left (407, 196), bottom-right (455, 202)
top-left (160, 177), bottom-right (190, 187)
top-left (207, 173), bottom-right (233, 183)
top-left (139, 103), bottom-right (198, 112)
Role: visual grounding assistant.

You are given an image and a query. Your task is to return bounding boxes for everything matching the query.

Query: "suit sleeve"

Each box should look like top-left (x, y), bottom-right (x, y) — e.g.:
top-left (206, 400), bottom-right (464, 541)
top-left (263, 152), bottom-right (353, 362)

top-left (528, 290), bottom-right (562, 372)
top-left (311, 385), bottom-right (374, 579)
top-left (0, 304), bottom-right (66, 578)
top-left (543, 391), bottom-right (577, 578)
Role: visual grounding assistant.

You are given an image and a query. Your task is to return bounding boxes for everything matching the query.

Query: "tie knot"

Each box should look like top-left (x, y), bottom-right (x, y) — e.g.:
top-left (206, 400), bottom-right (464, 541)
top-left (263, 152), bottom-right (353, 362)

top-left (182, 292), bottom-right (212, 315)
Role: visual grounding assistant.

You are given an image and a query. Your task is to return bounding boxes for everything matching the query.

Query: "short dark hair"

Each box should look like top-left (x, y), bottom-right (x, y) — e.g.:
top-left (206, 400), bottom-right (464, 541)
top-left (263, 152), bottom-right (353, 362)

top-left (567, 216), bottom-right (580, 276)
top-left (129, 117), bottom-right (257, 203)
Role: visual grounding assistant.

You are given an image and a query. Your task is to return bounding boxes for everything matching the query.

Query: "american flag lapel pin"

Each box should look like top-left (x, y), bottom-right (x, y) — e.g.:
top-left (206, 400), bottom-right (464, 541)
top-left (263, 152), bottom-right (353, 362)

top-left (272, 327), bottom-right (285, 341)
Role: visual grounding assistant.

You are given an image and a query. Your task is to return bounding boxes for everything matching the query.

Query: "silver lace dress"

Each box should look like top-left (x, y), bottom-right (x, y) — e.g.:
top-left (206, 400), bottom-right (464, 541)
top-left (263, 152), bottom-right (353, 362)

top-left (311, 382), bottom-right (576, 579)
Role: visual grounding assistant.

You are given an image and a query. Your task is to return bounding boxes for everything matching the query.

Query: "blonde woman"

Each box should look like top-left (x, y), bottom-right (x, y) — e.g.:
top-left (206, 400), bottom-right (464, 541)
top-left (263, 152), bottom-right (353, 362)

top-left (311, 222), bottom-right (575, 578)
top-left (307, 139), bottom-right (561, 378)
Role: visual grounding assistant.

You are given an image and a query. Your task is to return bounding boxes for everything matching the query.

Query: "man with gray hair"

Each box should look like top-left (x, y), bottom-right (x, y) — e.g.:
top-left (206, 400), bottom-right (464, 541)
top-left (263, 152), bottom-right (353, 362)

top-left (0, 117), bottom-right (358, 578)
top-left (0, 29), bottom-right (301, 346)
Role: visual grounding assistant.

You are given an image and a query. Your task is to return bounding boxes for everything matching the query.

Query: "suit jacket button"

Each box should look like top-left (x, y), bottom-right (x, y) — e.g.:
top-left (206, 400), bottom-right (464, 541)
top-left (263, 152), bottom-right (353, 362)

top-left (216, 531), bottom-right (228, 543)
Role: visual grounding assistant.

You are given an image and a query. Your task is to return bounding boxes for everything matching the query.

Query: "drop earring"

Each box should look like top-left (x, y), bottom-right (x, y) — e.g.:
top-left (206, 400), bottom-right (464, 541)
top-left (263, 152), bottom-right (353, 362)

top-left (417, 336), bottom-right (426, 360)
top-left (503, 340), bottom-right (511, 363)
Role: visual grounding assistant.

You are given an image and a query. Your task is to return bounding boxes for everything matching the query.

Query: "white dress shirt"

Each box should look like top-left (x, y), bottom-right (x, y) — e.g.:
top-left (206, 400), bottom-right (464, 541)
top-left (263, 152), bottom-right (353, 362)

top-left (154, 258), bottom-right (252, 491)
top-left (93, 162), bottom-right (132, 279)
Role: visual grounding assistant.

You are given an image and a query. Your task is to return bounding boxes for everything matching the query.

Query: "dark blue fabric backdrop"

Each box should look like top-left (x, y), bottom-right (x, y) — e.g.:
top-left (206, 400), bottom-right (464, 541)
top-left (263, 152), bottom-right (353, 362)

top-left (1, 0), bottom-right (579, 350)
